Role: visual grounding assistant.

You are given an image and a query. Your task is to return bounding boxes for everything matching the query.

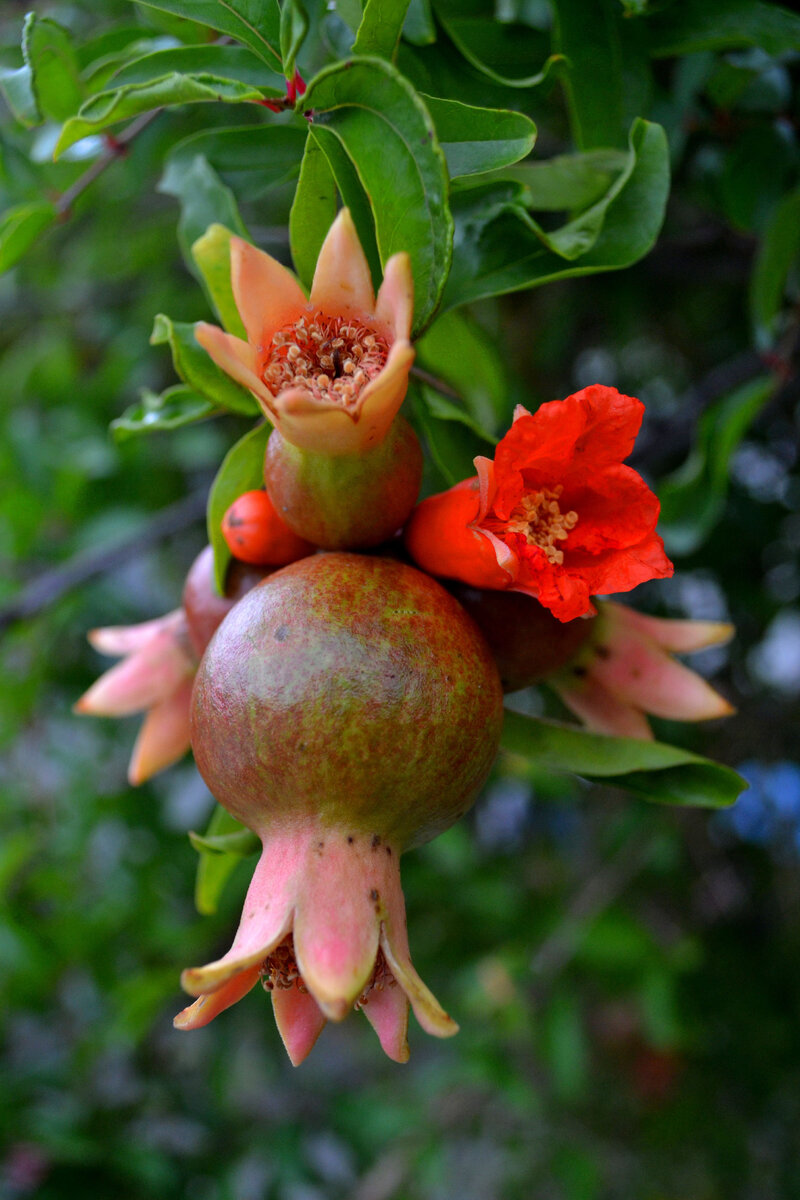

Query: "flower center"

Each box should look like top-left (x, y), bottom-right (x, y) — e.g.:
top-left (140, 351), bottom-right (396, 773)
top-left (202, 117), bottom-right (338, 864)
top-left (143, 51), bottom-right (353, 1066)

top-left (260, 935), bottom-right (397, 1009)
top-left (503, 485), bottom-right (578, 566)
top-left (260, 311), bottom-right (389, 411)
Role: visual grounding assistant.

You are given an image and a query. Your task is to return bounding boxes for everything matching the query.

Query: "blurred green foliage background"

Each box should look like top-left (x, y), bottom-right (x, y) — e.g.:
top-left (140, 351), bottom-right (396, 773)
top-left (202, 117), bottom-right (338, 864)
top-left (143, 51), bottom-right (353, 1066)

top-left (2, 1), bottom-right (800, 1197)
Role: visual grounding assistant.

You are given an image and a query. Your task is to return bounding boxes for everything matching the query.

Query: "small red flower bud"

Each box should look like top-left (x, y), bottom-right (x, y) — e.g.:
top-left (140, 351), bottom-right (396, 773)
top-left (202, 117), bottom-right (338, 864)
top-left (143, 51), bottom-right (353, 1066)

top-left (221, 490), bottom-right (313, 566)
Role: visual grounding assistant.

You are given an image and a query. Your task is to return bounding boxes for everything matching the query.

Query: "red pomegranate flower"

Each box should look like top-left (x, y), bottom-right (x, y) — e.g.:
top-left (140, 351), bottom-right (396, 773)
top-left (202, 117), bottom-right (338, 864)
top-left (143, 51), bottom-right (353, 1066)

top-left (406, 386), bottom-right (673, 622)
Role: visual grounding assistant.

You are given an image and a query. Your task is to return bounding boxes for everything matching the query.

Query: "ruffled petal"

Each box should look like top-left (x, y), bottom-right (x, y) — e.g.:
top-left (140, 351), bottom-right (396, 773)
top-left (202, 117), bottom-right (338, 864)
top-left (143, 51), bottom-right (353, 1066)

top-left (272, 985), bottom-right (327, 1066)
top-left (565, 531), bottom-right (673, 599)
top-left (127, 677), bottom-right (193, 785)
top-left (194, 322), bottom-right (275, 412)
top-left (551, 674), bottom-right (654, 739)
top-left (375, 252), bottom-right (413, 341)
top-left (564, 465), bottom-right (661, 554)
top-left (590, 626), bottom-right (735, 721)
top-left (230, 236), bottom-right (307, 346)
top-left (173, 966), bottom-right (262, 1031)
top-left (309, 208), bottom-right (375, 318)
top-left (361, 982), bottom-right (410, 1063)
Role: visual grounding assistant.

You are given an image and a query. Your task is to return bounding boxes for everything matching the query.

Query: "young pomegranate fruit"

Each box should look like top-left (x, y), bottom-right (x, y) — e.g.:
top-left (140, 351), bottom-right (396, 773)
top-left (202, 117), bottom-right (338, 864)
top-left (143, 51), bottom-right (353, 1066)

top-left (176, 553), bottom-right (504, 1063)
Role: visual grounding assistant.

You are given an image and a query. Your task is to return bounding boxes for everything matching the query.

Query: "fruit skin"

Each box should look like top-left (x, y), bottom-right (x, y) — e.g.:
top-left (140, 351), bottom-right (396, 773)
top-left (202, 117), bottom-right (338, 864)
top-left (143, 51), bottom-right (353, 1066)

top-left (182, 544), bottom-right (272, 660)
top-left (264, 417), bottom-right (422, 551)
top-left (448, 585), bottom-right (594, 693)
top-left (221, 489), bottom-right (314, 567)
top-left (191, 553), bottom-right (504, 849)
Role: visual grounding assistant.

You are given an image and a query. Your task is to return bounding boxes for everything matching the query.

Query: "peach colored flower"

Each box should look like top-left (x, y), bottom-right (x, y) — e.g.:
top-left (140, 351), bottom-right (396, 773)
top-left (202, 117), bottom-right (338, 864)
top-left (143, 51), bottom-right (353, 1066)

top-left (195, 209), bottom-right (415, 455)
top-left (75, 611), bottom-right (195, 785)
top-left (551, 601), bottom-right (735, 739)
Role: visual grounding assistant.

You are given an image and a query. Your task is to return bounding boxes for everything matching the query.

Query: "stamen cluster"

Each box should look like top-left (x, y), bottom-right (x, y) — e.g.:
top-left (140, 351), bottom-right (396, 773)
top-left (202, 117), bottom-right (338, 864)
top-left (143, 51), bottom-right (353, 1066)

top-left (501, 485), bottom-right (579, 566)
top-left (261, 312), bottom-right (389, 410)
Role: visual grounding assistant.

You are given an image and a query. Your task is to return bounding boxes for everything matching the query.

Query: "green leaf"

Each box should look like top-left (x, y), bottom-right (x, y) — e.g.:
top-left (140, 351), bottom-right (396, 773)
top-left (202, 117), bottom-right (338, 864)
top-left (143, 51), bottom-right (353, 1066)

top-left (191, 223), bottom-right (246, 337)
top-left (422, 96), bottom-right (536, 178)
top-left (658, 375), bottom-right (774, 557)
top-left (132, 0), bottom-right (283, 71)
top-left (22, 12), bottom-right (84, 122)
top-left (150, 313), bottom-right (258, 415)
top-left (280, 0), bottom-right (309, 79)
top-left (403, 0), bottom-right (436, 46)
top-left (751, 189), bottom-right (800, 351)
top-left (308, 124), bottom-right (382, 285)
top-left (353, 0), bottom-right (411, 59)
top-left (504, 149), bottom-right (629, 211)
top-left (416, 308), bottom-right (509, 433)
top-left (410, 382), bottom-right (489, 486)
top-left (502, 712), bottom-right (747, 809)
top-left (159, 154), bottom-right (248, 266)
top-left (433, 0), bottom-right (559, 89)
top-left (336, 0), bottom-right (364, 36)
top-left (192, 805), bottom-right (258, 915)
top-left (0, 66), bottom-right (41, 127)
top-left (299, 57), bottom-right (452, 336)
top-left (552, 0), bottom-right (650, 149)
top-left (163, 124), bottom-right (306, 203)
top-left (55, 73), bottom-right (264, 157)
top-left (108, 44), bottom-right (284, 91)
top-left (442, 118), bottom-right (669, 309)
top-left (189, 828), bottom-right (260, 855)
top-left (0, 201), bottom-right (57, 274)
top-left (646, 0), bottom-right (800, 57)
top-left (207, 422), bottom-right (271, 592)
top-left (289, 132), bottom-right (337, 290)
top-left (111, 385), bottom-right (218, 440)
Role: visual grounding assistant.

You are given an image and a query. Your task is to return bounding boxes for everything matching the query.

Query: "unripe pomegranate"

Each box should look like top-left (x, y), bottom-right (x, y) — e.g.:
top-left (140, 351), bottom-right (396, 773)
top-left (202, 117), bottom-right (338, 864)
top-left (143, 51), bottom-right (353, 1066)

top-left (221, 489), bottom-right (314, 566)
top-left (183, 544), bottom-right (272, 659)
top-left (264, 416), bottom-right (422, 550)
top-left (176, 553), bottom-right (504, 1063)
top-left (448, 585), bottom-right (594, 692)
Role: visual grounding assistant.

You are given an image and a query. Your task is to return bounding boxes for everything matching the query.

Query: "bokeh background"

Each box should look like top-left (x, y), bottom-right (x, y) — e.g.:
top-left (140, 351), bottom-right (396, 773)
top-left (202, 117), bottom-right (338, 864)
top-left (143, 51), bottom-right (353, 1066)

top-left (2, 1), bottom-right (800, 1197)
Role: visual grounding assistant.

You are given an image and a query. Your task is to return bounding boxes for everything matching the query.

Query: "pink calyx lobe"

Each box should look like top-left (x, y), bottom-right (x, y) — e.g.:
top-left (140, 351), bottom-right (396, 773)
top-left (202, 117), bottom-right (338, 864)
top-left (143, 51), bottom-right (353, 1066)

top-left (180, 553), bottom-right (505, 1061)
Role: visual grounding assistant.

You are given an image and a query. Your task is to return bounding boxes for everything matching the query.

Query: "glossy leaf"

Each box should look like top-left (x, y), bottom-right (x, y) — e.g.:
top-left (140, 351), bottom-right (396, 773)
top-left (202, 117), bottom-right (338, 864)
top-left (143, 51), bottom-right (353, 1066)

top-left (0, 66), bottom-right (41, 127)
top-left (552, 0), bottom-right (651, 149)
top-left (750, 189), bottom-right (800, 351)
top-left (442, 118), bottom-right (669, 309)
top-left (307, 124), bottom-right (382, 285)
top-left (416, 308), bottom-right (508, 433)
top-left (0, 201), bottom-right (56, 274)
top-left (403, 0), bottom-right (436, 46)
top-left (646, 0), bottom-right (800, 57)
top-left (505, 149), bottom-right (628, 212)
top-left (55, 73), bottom-right (264, 157)
top-left (410, 382), bottom-right (489, 487)
top-left (162, 125), bottom-right (306, 203)
top-left (151, 313), bottom-right (258, 415)
top-left (281, 0), bottom-right (309, 78)
top-left (111, 385), bottom-right (218, 440)
top-left (289, 132), bottom-right (337, 290)
top-left (191, 224), bottom-right (247, 338)
top-left (159, 154), bottom-right (248, 266)
top-left (207, 423), bottom-right (271, 592)
top-left (658, 375), bottom-right (774, 557)
top-left (502, 712), bottom-right (747, 809)
top-left (108, 44), bottom-right (284, 92)
top-left (22, 12), bottom-right (84, 123)
top-left (433, 0), bottom-right (559, 89)
top-left (353, 0), bottom-right (411, 58)
top-left (132, 0), bottom-right (283, 71)
top-left (192, 805), bottom-right (258, 915)
top-left (300, 57), bottom-right (452, 336)
top-left (422, 96), bottom-right (536, 177)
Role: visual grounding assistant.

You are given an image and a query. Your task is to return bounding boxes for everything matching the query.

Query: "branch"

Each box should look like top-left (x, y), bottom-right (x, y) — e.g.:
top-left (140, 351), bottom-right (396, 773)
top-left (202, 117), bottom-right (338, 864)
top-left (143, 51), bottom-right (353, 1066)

top-left (0, 488), bottom-right (207, 635)
top-left (55, 109), bottom-right (161, 219)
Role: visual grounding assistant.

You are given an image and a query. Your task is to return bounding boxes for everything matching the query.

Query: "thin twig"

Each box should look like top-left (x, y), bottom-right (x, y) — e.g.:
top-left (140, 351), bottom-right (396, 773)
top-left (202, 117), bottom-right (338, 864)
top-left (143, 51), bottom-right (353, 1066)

top-left (55, 109), bottom-right (161, 219)
top-left (0, 488), bottom-right (207, 634)
top-left (410, 364), bottom-right (462, 401)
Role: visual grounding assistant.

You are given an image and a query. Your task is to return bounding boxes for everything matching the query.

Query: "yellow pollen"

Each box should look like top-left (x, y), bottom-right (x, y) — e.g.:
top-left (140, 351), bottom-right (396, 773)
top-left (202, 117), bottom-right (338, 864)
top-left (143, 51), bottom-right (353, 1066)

top-left (261, 311), bottom-right (389, 411)
top-left (504, 484), bottom-right (578, 566)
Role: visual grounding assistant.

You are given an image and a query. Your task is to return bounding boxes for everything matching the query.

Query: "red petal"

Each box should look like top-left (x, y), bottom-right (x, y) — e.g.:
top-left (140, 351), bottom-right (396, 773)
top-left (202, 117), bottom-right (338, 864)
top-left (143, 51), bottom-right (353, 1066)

top-left (564, 465), bottom-right (661, 554)
top-left (566, 531), bottom-right (673, 598)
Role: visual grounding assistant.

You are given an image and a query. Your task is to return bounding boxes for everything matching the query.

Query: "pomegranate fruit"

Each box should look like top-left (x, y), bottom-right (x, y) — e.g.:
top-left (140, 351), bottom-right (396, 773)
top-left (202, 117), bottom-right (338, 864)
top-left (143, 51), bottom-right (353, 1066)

top-left (176, 552), bottom-right (504, 1063)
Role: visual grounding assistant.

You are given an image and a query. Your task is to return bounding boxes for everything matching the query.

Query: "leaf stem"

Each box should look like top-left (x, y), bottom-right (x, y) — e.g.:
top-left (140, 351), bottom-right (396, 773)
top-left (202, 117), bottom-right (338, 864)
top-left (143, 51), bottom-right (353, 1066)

top-left (55, 109), bottom-right (161, 219)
